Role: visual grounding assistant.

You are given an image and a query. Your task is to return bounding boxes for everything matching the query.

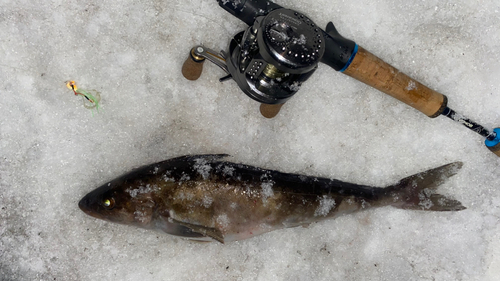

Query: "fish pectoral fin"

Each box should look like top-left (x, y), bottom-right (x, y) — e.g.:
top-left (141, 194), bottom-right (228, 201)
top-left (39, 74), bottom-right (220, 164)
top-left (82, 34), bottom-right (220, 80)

top-left (172, 219), bottom-right (225, 244)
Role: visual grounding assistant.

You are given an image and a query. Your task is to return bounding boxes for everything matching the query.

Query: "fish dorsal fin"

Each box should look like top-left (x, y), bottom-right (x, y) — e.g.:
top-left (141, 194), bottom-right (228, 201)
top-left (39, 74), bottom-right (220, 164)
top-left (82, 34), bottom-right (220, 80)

top-left (172, 219), bottom-right (225, 244)
top-left (169, 154), bottom-right (231, 163)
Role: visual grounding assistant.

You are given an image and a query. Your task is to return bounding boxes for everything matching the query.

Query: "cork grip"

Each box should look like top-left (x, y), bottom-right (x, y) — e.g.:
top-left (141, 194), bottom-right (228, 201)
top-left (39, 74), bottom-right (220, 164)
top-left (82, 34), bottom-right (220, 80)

top-left (343, 46), bottom-right (447, 117)
top-left (487, 144), bottom-right (500, 157)
top-left (182, 50), bottom-right (205, 81)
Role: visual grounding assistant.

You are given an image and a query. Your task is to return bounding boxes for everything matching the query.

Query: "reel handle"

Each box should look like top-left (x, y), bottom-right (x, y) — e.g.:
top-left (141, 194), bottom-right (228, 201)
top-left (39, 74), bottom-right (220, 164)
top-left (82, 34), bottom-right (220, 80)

top-left (182, 48), bottom-right (205, 81)
top-left (342, 46), bottom-right (447, 117)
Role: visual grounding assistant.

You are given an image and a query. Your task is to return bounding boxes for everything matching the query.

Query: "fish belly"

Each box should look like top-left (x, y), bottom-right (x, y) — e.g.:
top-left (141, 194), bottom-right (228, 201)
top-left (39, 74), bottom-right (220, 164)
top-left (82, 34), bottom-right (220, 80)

top-left (164, 179), bottom-right (364, 242)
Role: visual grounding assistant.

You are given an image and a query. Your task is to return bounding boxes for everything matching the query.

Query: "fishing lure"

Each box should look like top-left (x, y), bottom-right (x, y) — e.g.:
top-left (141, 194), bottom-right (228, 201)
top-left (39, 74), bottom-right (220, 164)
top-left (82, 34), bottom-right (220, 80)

top-left (66, 80), bottom-right (101, 113)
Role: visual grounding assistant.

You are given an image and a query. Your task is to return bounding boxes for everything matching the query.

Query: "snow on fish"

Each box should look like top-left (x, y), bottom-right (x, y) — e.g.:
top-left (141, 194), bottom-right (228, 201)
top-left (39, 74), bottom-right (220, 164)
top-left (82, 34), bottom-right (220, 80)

top-left (78, 154), bottom-right (465, 243)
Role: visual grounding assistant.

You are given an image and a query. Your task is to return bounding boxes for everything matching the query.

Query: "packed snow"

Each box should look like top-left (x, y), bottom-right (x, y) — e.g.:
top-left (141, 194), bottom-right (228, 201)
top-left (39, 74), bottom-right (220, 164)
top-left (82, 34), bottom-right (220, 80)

top-left (1, 0), bottom-right (499, 280)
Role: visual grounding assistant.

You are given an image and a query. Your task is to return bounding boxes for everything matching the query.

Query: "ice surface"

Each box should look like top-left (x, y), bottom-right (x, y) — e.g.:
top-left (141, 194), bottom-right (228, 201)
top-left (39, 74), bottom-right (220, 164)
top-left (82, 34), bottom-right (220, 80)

top-left (1, 0), bottom-right (500, 280)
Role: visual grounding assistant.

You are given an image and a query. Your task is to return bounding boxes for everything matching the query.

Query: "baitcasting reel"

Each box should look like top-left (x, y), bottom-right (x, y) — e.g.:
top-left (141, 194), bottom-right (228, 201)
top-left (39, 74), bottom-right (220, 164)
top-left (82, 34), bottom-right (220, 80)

top-left (183, 0), bottom-right (355, 118)
top-left (182, 0), bottom-right (500, 157)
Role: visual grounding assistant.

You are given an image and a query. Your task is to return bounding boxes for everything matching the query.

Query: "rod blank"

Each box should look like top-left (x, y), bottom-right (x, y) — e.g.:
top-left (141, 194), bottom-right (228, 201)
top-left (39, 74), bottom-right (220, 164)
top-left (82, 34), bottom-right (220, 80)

top-left (441, 107), bottom-right (496, 141)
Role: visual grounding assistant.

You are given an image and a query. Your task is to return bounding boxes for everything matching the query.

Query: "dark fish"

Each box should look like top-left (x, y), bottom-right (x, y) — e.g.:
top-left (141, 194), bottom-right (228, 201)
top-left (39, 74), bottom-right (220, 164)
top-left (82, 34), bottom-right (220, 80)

top-left (78, 155), bottom-right (465, 243)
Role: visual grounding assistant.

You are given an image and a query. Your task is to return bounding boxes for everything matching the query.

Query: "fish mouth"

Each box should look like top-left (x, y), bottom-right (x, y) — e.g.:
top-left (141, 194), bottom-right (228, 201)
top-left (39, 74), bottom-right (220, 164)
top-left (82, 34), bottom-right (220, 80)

top-left (78, 194), bottom-right (92, 215)
top-left (78, 193), bottom-right (104, 219)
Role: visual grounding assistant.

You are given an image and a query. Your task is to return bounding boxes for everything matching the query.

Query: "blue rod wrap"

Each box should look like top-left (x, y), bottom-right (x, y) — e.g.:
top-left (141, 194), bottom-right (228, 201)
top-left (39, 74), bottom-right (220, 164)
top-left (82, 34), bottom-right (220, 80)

top-left (485, 128), bottom-right (500, 147)
top-left (340, 44), bottom-right (359, 72)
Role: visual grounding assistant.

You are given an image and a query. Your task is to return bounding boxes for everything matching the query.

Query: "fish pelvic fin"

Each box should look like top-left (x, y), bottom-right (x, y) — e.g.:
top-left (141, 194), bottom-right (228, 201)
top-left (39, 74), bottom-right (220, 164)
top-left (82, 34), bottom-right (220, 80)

top-left (383, 162), bottom-right (466, 211)
top-left (172, 219), bottom-right (225, 243)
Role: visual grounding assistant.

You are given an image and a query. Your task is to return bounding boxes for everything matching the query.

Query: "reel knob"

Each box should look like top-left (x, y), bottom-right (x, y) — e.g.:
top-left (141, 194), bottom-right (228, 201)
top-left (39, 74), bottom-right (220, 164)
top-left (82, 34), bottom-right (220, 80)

top-left (182, 47), bottom-right (205, 81)
top-left (260, 103), bottom-right (284, 118)
top-left (267, 22), bottom-right (293, 45)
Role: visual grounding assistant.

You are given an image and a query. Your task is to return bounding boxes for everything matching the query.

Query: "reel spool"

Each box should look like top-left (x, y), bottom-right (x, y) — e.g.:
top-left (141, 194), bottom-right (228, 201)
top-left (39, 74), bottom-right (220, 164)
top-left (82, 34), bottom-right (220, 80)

top-left (181, 0), bottom-right (500, 156)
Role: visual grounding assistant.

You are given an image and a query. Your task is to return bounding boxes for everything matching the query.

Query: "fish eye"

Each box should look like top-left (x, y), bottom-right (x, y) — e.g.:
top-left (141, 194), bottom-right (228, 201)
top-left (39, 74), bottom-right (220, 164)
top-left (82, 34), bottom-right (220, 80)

top-left (102, 197), bottom-right (115, 209)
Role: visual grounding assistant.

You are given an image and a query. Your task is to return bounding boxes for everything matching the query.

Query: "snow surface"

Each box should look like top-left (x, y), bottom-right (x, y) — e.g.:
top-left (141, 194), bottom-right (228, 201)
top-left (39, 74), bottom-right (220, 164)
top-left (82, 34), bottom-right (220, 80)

top-left (1, 0), bottom-right (500, 280)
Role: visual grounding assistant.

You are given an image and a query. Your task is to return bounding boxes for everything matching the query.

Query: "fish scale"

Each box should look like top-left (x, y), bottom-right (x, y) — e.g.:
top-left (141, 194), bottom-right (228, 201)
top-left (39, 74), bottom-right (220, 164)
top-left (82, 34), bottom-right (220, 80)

top-left (79, 154), bottom-right (465, 243)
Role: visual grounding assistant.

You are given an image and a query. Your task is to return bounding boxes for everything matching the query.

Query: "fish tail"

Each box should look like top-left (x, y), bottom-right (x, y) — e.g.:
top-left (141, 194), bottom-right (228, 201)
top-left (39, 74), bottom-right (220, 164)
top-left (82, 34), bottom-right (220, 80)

top-left (382, 162), bottom-right (466, 211)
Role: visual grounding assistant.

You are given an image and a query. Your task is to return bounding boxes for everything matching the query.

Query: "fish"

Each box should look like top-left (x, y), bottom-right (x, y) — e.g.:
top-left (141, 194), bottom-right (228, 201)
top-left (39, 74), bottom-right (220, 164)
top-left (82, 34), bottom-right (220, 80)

top-left (78, 154), bottom-right (465, 243)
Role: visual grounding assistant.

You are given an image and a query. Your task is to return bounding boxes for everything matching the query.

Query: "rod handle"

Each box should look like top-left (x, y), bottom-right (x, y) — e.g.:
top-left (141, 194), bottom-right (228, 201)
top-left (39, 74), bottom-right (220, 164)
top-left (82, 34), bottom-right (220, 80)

top-left (342, 46), bottom-right (447, 117)
top-left (487, 144), bottom-right (500, 157)
top-left (182, 48), bottom-right (205, 81)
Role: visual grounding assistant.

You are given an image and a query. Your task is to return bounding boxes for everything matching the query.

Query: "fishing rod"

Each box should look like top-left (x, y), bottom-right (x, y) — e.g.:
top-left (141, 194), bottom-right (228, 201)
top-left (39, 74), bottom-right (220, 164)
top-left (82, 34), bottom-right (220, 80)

top-left (181, 0), bottom-right (500, 157)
